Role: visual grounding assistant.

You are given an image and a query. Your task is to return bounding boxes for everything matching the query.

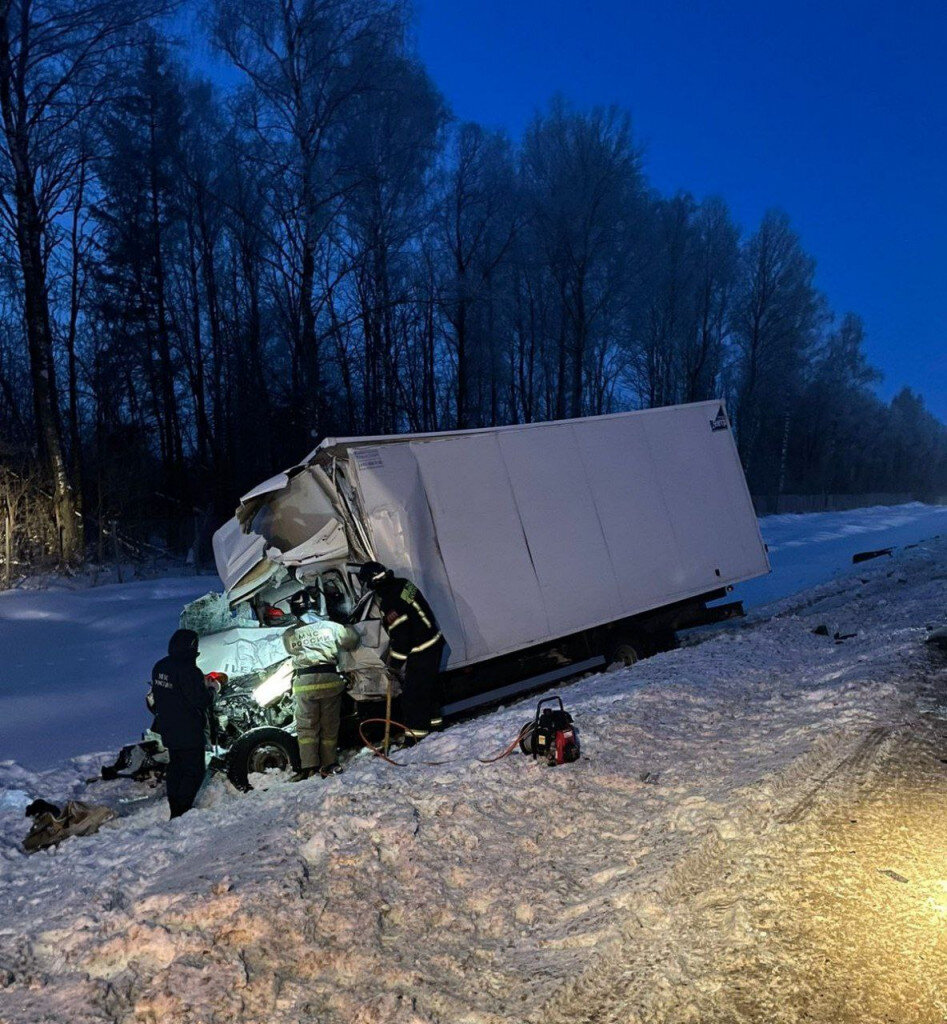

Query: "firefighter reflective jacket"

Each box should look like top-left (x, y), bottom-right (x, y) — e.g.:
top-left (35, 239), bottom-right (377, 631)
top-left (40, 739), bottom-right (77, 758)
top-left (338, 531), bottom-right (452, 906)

top-left (373, 577), bottom-right (442, 665)
top-left (282, 617), bottom-right (360, 695)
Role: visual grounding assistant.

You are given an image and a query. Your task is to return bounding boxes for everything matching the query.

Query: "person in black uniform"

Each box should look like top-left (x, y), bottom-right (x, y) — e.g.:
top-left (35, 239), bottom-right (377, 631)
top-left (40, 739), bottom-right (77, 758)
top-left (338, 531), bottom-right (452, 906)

top-left (357, 562), bottom-right (445, 739)
top-left (150, 628), bottom-right (218, 818)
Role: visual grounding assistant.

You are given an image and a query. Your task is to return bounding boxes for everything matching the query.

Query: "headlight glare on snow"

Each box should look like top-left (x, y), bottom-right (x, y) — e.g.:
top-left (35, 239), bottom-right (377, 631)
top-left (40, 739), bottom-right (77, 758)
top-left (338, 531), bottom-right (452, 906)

top-left (931, 879), bottom-right (947, 918)
top-left (252, 660), bottom-right (294, 707)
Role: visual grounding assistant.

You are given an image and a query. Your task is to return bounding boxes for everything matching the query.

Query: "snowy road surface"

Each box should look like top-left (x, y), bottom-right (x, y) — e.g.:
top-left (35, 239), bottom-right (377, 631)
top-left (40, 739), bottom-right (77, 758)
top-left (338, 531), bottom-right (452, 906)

top-left (0, 576), bottom-right (213, 770)
top-left (1, 502), bottom-right (946, 771)
top-left (743, 500), bottom-right (947, 608)
top-left (0, 521), bottom-right (945, 1021)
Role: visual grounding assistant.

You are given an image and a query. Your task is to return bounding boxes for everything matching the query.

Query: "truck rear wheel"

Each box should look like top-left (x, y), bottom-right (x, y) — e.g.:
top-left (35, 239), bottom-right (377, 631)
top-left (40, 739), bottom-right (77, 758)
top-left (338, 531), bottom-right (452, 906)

top-left (226, 727), bottom-right (300, 791)
top-left (607, 636), bottom-right (643, 667)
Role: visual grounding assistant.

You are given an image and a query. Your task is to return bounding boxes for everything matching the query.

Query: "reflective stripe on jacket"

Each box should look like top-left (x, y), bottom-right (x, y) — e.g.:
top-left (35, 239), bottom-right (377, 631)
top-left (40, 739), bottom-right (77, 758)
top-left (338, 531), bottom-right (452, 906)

top-left (374, 577), bottom-right (442, 662)
top-left (292, 669), bottom-right (346, 698)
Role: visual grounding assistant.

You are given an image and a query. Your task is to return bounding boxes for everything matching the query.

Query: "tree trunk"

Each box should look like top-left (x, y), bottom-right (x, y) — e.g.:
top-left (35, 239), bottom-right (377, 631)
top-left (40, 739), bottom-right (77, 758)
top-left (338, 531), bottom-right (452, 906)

top-left (455, 296), bottom-right (468, 428)
top-left (570, 273), bottom-right (586, 418)
top-left (299, 222), bottom-right (320, 436)
top-left (66, 156), bottom-right (87, 485)
top-left (0, 5), bottom-right (83, 562)
top-left (4, 508), bottom-right (11, 589)
top-left (184, 216), bottom-right (209, 467)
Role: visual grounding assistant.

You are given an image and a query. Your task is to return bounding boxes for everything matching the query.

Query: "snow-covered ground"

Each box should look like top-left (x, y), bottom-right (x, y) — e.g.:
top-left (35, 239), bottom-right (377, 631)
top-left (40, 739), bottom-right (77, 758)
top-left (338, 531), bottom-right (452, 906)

top-left (0, 575), bottom-right (214, 770)
top-left (0, 506), bottom-right (945, 1022)
top-left (744, 500), bottom-right (947, 608)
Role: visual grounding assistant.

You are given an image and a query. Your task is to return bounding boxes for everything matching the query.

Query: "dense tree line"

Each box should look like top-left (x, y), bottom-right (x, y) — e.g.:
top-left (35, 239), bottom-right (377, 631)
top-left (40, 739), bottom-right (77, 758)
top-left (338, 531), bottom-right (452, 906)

top-left (0, 0), bottom-right (945, 568)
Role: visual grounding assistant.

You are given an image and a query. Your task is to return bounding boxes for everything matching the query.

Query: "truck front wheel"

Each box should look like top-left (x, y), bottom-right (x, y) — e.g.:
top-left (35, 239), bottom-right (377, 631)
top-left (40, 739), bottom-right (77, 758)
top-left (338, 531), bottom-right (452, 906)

top-left (226, 727), bottom-right (300, 791)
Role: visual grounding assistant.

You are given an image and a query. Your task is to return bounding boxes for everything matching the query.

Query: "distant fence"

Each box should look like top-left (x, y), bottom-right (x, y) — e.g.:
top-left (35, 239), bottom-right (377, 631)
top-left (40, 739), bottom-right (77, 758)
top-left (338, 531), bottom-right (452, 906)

top-left (752, 493), bottom-right (947, 516)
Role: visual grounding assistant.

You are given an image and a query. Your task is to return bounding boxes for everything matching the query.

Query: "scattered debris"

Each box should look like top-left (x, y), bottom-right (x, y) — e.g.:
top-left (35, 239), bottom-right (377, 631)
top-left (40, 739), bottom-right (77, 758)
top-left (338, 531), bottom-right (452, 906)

top-left (812, 623), bottom-right (857, 642)
top-left (924, 626), bottom-right (947, 651)
top-left (852, 547), bottom-right (893, 564)
top-left (23, 800), bottom-right (116, 853)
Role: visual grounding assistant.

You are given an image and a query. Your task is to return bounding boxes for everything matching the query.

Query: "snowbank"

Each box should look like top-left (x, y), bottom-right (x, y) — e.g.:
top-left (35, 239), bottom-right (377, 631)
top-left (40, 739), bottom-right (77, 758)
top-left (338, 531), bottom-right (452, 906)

top-left (0, 528), bottom-right (944, 1022)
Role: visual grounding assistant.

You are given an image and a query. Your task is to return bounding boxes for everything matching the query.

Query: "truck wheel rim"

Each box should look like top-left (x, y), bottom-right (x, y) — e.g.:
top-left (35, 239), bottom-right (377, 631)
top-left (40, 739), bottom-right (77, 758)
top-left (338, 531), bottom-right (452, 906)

top-left (614, 645), bottom-right (639, 666)
top-left (248, 744), bottom-right (290, 773)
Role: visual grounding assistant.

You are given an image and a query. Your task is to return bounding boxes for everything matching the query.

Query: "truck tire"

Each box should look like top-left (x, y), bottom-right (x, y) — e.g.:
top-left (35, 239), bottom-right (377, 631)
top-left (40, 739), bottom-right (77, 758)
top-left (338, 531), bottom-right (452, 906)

top-left (607, 636), bottom-right (643, 667)
top-left (226, 727), bottom-right (300, 791)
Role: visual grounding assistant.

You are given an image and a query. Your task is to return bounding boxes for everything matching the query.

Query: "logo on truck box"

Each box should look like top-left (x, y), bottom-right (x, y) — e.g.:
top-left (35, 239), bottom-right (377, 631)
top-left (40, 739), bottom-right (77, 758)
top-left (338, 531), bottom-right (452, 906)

top-left (710, 406), bottom-right (728, 432)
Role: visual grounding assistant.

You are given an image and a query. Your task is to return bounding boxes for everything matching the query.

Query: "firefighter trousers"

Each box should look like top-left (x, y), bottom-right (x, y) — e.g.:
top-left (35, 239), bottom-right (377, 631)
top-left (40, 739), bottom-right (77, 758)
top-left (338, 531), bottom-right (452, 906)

top-left (401, 639), bottom-right (445, 734)
top-left (294, 676), bottom-right (345, 770)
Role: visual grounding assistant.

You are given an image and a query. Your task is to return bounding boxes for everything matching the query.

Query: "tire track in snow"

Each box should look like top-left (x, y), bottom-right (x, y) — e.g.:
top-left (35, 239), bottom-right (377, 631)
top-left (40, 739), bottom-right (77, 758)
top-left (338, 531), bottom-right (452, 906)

top-left (778, 725), bottom-right (890, 824)
top-left (529, 711), bottom-right (945, 1024)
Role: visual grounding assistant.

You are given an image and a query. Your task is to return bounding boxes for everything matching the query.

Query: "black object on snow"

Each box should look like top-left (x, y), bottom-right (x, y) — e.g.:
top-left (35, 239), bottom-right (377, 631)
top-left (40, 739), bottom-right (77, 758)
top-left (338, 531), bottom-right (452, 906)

top-left (925, 626), bottom-right (947, 651)
top-left (25, 798), bottom-right (60, 818)
top-left (852, 547), bottom-right (893, 564)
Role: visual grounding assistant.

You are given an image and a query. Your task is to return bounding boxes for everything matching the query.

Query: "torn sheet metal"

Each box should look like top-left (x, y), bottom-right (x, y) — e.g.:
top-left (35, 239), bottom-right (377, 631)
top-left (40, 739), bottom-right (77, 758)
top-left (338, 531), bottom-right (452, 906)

top-left (212, 517), bottom-right (270, 596)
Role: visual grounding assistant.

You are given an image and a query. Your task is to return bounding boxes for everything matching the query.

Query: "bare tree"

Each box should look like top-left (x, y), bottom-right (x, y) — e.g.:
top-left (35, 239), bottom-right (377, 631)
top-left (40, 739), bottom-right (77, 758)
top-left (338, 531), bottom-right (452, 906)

top-left (211, 0), bottom-right (406, 438)
top-left (337, 41), bottom-right (445, 433)
top-left (439, 123), bottom-right (519, 428)
top-left (0, 0), bottom-right (173, 562)
top-left (731, 210), bottom-right (826, 492)
top-left (522, 99), bottom-right (646, 418)
top-left (684, 196), bottom-right (738, 403)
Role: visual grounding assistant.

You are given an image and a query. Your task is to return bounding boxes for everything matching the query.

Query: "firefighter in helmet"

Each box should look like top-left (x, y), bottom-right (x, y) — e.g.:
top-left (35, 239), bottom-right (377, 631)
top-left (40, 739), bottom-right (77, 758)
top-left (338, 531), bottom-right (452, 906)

top-left (357, 561), bottom-right (445, 740)
top-left (282, 590), bottom-right (360, 780)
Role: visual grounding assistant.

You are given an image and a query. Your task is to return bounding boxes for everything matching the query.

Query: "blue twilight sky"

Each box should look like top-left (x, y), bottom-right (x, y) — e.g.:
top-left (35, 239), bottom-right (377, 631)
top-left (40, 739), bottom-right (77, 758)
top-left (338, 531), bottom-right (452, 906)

top-left (412, 0), bottom-right (947, 419)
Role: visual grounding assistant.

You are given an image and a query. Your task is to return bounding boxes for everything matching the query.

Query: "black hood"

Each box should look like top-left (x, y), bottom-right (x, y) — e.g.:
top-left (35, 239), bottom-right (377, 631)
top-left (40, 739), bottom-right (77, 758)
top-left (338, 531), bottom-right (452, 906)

top-left (168, 628), bottom-right (199, 661)
top-left (358, 561), bottom-right (392, 590)
top-left (372, 573), bottom-right (398, 593)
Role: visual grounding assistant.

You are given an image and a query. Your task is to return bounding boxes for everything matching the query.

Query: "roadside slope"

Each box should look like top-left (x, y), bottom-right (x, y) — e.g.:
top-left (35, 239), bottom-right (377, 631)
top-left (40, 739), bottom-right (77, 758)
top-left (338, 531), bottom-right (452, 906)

top-left (0, 539), bottom-right (945, 1023)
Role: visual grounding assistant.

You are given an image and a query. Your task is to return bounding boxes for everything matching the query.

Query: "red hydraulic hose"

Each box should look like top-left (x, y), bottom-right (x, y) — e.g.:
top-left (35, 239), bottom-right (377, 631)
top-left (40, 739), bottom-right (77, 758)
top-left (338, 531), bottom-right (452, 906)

top-left (357, 718), bottom-right (532, 768)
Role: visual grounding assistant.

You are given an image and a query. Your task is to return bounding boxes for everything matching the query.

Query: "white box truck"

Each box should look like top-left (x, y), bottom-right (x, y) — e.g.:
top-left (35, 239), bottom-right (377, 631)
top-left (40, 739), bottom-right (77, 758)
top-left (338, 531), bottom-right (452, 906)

top-left (107, 401), bottom-right (767, 787)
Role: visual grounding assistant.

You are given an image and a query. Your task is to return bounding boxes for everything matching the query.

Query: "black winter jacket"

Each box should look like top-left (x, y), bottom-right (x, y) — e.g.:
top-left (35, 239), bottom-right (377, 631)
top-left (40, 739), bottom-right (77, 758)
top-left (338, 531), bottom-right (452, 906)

top-left (374, 576), bottom-right (442, 664)
top-left (151, 629), bottom-right (213, 749)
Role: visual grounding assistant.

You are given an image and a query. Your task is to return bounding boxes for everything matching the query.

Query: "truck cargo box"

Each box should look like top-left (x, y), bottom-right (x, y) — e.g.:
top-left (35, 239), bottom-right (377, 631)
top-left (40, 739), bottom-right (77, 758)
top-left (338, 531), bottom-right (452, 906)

top-left (216, 401), bottom-right (770, 671)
